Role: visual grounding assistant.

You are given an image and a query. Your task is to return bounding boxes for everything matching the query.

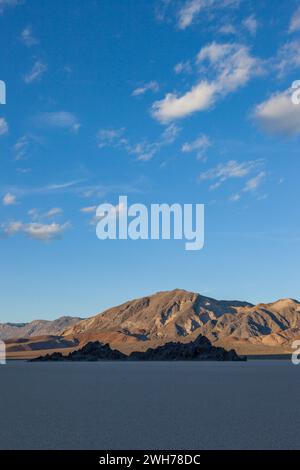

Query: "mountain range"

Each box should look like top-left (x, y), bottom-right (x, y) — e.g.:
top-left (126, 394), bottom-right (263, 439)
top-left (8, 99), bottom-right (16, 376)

top-left (2, 289), bottom-right (300, 358)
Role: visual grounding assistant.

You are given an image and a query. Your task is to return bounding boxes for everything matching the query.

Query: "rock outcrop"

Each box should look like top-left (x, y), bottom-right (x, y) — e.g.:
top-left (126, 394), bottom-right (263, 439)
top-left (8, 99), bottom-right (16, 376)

top-left (31, 334), bottom-right (244, 362)
top-left (129, 334), bottom-right (242, 361)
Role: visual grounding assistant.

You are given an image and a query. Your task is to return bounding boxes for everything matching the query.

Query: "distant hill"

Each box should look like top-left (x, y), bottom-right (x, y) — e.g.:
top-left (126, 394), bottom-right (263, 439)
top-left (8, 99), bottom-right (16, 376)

top-left (62, 289), bottom-right (300, 355)
top-left (3, 289), bottom-right (300, 358)
top-left (0, 316), bottom-right (82, 341)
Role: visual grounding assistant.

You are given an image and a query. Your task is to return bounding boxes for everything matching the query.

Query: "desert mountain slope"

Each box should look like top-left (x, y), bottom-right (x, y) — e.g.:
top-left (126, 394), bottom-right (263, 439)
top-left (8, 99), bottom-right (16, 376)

top-left (0, 316), bottom-right (82, 341)
top-left (63, 290), bottom-right (300, 355)
top-left (63, 289), bottom-right (252, 341)
top-left (201, 298), bottom-right (300, 340)
top-left (4, 290), bottom-right (300, 357)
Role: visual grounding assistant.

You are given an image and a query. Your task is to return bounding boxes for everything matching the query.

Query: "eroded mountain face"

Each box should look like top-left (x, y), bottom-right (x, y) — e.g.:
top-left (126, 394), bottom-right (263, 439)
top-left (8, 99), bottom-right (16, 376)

top-left (62, 290), bottom-right (300, 354)
top-left (3, 290), bottom-right (300, 356)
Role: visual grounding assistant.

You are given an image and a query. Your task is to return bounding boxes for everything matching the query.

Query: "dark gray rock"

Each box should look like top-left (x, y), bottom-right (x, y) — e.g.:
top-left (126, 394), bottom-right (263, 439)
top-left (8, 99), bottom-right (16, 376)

top-left (31, 334), bottom-right (244, 362)
top-left (129, 334), bottom-right (244, 361)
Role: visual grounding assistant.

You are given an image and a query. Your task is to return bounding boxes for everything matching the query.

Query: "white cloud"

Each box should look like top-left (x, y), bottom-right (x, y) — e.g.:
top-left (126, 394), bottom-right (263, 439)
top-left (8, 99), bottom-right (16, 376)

top-left (16, 167), bottom-right (31, 174)
top-left (45, 180), bottom-right (81, 191)
top-left (243, 15), bottom-right (259, 36)
top-left (174, 61), bottom-right (192, 74)
top-left (289, 6), bottom-right (300, 33)
top-left (161, 123), bottom-right (181, 143)
top-left (153, 42), bottom-right (260, 122)
top-left (24, 60), bottom-right (47, 83)
top-left (36, 111), bottom-right (80, 133)
top-left (0, 0), bottom-right (21, 14)
top-left (229, 193), bottom-right (241, 202)
top-left (97, 128), bottom-right (126, 149)
top-left (253, 88), bottom-right (300, 136)
top-left (80, 205), bottom-right (97, 213)
top-left (2, 192), bottom-right (16, 205)
top-left (132, 81), bottom-right (159, 96)
top-left (182, 134), bottom-right (211, 160)
top-left (129, 141), bottom-right (159, 162)
top-left (27, 208), bottom-right (39, 219)
top-left (45, 207), bottom-right (63, 217)
top-left (152, 81), bottom-right (217, 122)
top-left (243, 171), bottom-right (266, 192)
top-left (97, 124), bottom-right (180, 161)
top-left (0, 117), bottom-right (8, 135)
top-left (1, 221), bottom-right (70, 241)
top-left (27, 207), bottom-right (63, 220)
top-left (21, 25), bottom-right (38, 46)
top-left (24, 222), bottom-right (70, 240)
top-left (196, 42), bottom-right (259, 93)
top-left (129, 124), bottom-right (180, 161)
top-left (275, 40), bottom-right (300, 77)
top-left (155, 0), bottom-right (172, 22)
top-left (219, 23), bottom-right (236, 35)
top-left (177, 0), bottom-right (212, 29)
top-left (177, 0), bottom-right (239, 30)
top-left (198, 160), bottom-right (261, 189)
top-left (14, 135), bottom-right (32, 160)
top-left (1, 221), bottom-right (23, 236)
top-left (229, 171), bottom-right (266, 201)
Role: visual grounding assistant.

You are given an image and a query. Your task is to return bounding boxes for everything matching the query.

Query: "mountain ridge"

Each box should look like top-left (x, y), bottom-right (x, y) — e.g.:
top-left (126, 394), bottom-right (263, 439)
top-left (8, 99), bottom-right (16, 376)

top-left (2, 289), bottom-right (300, 357)
top-left (0, 316), bottom-right (83, 341)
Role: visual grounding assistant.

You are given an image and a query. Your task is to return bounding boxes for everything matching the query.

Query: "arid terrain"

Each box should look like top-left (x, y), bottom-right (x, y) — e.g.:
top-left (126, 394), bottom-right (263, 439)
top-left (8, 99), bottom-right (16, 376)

top-left (2, 289), bottom-right (300, 359)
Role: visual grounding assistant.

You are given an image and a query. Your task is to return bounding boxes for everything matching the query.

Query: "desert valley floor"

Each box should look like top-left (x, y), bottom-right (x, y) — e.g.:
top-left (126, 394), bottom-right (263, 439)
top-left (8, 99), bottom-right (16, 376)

top-left (0, 360), bottom-right (299, 450)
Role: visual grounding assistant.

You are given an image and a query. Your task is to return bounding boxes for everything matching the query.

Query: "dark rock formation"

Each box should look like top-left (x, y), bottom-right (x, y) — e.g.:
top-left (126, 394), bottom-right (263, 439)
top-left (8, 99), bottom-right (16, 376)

top-left (31, 341), bottom-right (126, 362)
top-left (31, 334), bottom-right (244, 362)
top-left (129, 334), bottom-right (243, 361)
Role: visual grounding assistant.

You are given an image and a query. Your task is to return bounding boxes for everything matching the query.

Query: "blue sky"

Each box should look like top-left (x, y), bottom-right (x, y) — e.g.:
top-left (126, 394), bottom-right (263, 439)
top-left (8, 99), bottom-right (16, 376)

top-left (0, 0), bottom-right (300, 322)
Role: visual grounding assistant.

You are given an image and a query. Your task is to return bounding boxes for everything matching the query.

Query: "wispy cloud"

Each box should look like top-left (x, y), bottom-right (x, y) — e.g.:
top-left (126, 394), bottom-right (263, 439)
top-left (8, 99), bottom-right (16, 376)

top-left (181, 134), bottom-right (211, 160)
top-left (0, 221), bottom-right (70, 241)
top-left (0, 0), bottom-right (21, 15)
top-left (174, 61), bottom-right (192, 74)
top-left (28, 207), bottom-right (63, 220)
top-left (155, 0), bottom-right (172, 22)
top-left (13, 135), bottom-right (41, 160)
top-left (177, 0), bottom-right (213, 29)
top-left (24, 60), bottom-right (47, 83)
top-left (16, 167), bottom-right (32, 174)
top-left (230, 171), bottom-right (266, 202)
top-left (219, 23), bottom-right (236, 35)
top-left (0, 117), bottom-right (8, 135)
top-left (35, 111), bottom-right (80, 133)
top-left (177, 0), bottom-right (239, 30)
top-left (2, 180), bottom-right (82, 200)
top-left (21, 25), bottom-right (39, 47)
top-left (253, 88), bottom-right (300, 136)
top-left (2, 192), bottom-right (16, 206)
top-left (275, 40), bottom-right (300, 77)
top-left (152, 42), bottom-right (261, 122)
top-left (198, 159), bottom-right (262, 190)
top-left (132, 81), bottom-right (159, 96)
top-left (289, 5), bottom-right (300, 33)
top-left (97, 128), bottom-right (127, 149)
top-left (243, 14), bottom-right (259, 36)
top-left (243, 171), bottom-right (266, 192)
top-left (80, 205), bottom-right (97, 213)
top-left (229, 193), bottom-right (241, 202)
top-left (2, 179), bottom-right (142, 204)
top-left (46, 207), bottom-right (63, 217)
top-left (128, 123), bottom-right (180, 161)
top-left (97, 124), bottom-right (180, 161)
